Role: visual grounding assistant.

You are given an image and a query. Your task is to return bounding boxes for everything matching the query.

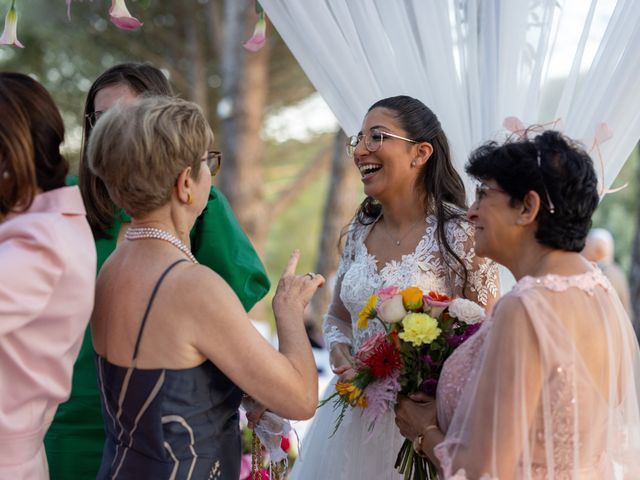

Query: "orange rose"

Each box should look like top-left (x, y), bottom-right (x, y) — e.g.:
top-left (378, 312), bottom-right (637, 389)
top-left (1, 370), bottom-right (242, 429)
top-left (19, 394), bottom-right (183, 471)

top-left (401, 286), bottom-right (424, 310)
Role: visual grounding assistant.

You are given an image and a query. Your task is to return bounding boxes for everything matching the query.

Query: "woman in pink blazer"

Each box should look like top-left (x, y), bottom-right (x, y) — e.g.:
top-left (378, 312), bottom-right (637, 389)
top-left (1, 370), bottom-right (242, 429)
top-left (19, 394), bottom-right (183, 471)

top-left (0, 73), bottom-right (96, 479)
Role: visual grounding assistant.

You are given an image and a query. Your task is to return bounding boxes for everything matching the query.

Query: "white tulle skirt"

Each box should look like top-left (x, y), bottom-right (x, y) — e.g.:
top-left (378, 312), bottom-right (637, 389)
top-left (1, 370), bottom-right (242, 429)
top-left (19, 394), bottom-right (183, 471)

top-left (290, 376), bottom-right (406, 480)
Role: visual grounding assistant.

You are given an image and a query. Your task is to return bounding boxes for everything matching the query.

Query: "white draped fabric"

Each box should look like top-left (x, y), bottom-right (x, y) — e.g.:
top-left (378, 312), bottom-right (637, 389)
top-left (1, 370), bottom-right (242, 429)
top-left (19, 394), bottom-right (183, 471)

top-left (261, 0), bottom-right (640, 198)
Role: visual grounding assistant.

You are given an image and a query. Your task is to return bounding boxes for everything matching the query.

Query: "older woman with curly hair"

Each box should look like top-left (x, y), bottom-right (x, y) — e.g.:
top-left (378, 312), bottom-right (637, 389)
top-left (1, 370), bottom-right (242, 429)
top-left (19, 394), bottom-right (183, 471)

top-left (395, 130), bottom-right (640, 479)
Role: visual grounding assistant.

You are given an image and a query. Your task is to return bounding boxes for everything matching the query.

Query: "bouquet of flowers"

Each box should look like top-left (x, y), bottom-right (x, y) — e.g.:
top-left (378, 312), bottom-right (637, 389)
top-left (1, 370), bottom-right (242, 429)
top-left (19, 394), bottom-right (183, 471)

top-left (321, 285), bottom-right (485, 479)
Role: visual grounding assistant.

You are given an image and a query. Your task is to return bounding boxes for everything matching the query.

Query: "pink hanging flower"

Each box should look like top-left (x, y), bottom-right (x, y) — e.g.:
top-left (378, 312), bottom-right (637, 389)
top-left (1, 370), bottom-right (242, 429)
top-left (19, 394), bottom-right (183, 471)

top-left (243, 12), bottom-right (266, 52)
top-left (0, 0), bottom-right (24, 48)
top-left (109, 0), bottom-right (143, 30)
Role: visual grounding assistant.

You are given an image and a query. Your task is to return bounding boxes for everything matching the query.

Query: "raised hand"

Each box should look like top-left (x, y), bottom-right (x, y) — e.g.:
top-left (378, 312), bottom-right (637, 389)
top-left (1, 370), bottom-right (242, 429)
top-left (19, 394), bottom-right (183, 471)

top-left (272, 249), bottom-right (325, 317)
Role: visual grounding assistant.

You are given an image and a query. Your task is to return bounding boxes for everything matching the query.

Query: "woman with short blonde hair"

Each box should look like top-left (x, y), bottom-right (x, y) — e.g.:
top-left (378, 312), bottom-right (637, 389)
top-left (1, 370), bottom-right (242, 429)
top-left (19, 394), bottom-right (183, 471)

top-left (87, 96), bottom-right (321, 479)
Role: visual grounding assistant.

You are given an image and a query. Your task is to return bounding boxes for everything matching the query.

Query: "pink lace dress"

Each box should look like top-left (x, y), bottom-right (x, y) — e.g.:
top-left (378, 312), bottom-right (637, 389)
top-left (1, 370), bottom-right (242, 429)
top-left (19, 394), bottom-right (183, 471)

top-left (435, 269), bottom-right (640, 479)
top-left (290, 211), bottom-right (499, 480)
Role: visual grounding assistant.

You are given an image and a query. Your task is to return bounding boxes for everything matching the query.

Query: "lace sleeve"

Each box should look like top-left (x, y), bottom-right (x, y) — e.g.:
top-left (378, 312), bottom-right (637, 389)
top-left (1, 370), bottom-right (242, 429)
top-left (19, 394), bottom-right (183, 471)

top-left (444, 217), bottom-right (499, 310)
top-left (322, 224), bottom-right (358, 350)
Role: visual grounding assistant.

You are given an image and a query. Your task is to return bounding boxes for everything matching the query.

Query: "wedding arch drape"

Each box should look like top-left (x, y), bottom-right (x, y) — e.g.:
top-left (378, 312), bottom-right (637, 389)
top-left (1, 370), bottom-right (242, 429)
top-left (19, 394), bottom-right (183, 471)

top-left (260, 0), bottom-right (640, 197)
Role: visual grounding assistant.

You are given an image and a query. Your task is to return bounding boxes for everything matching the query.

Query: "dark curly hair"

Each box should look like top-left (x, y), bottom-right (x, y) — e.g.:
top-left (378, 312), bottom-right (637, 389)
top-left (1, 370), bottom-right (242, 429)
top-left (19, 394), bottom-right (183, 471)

top-left (466, 130), bottom-right (599, 252)
top-left (352, 95), bottom-right (470, 290)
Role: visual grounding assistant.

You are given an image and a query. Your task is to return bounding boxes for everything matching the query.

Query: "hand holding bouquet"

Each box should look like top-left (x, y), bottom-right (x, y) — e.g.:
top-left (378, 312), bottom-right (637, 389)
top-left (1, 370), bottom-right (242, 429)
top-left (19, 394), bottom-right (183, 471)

top-left (320, 285), bottom-right (485, 479)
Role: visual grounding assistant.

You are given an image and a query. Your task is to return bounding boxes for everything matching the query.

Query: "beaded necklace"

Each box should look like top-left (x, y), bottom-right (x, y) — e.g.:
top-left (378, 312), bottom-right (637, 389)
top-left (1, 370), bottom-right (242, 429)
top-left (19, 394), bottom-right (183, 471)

top-left (125, 227), bottom-right (198, 264)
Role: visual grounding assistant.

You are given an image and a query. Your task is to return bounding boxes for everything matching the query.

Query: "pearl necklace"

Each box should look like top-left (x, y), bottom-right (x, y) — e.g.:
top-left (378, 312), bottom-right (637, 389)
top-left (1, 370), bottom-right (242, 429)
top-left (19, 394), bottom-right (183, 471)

top-left (125, 227), bottom-right (198, 264)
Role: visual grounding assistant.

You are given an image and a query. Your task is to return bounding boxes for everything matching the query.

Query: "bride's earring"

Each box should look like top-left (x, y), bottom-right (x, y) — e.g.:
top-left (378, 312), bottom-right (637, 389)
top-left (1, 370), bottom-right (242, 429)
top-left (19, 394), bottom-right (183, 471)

top-left (410, 160), bottom-right (416, 168)
top-left (1, 171), bottom-right (8, 180)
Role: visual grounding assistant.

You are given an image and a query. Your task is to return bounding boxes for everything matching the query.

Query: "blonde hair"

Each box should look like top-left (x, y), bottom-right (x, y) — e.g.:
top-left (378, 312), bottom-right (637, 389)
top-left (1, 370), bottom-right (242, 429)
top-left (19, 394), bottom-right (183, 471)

top-left (87, 96), bottom-right (214, 217)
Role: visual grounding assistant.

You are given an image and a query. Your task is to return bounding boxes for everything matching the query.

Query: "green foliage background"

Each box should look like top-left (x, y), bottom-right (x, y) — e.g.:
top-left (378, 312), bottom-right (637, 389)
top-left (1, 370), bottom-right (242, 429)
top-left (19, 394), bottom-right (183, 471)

top-left (591, 146), bottom-right (639, 272)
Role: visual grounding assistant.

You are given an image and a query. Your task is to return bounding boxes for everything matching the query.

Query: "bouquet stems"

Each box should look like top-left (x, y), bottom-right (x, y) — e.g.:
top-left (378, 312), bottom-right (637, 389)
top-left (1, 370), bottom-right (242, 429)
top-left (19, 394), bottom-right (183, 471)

top-left (395, 438), bottom-right (438, 480)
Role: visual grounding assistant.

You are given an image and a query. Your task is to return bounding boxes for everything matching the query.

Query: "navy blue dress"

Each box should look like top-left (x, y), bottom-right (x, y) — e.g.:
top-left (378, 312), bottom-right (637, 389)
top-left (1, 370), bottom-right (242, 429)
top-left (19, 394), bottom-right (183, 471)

top-left (95, 260), bottom-right (243, 479)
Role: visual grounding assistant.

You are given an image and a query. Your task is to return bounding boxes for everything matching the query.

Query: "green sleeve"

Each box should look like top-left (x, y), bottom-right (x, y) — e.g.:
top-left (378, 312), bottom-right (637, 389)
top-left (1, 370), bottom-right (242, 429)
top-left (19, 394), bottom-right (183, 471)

top-left (190, 186), bottom-right (270, 311)
top-left (66, 175), bottom-right (79, 186)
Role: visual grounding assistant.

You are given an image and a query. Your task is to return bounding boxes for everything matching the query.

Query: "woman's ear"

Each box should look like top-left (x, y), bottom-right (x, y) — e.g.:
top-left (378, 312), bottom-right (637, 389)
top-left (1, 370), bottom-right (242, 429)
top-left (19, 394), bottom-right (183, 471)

top-left (175, 166), bottom-right (193, 205)
top-left (413, 141), bottom-right (433, 167)
top-left (517, 190), bottom-right (542, 225)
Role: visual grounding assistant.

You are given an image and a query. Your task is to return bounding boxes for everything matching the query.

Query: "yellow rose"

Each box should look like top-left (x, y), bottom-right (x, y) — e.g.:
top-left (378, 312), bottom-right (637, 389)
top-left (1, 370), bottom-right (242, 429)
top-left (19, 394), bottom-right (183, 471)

top-left (401, 286), bottom-right (424, 310)
top-left (399, 313), bottom-right (441, 346)
top-left (358, 294), bottom-right (378, 329)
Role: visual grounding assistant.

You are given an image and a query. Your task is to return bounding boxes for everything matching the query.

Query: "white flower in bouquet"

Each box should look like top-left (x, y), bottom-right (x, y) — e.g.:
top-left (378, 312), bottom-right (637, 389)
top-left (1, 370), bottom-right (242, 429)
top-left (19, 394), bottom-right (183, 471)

top-left (448, 298), bottom-right (485, 325)
top-left (377, 294), bottom-right (407, 323)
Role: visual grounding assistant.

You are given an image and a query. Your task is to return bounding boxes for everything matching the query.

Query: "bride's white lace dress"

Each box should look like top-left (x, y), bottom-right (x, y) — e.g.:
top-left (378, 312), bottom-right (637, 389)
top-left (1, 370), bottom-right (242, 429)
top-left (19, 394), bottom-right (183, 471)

top-left (290, 212), bottom-right (499, 480)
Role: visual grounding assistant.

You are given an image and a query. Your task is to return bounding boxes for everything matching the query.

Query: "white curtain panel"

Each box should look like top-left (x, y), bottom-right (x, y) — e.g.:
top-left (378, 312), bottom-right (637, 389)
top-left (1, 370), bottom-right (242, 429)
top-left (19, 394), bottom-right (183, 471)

top-left (261, 0), bottom-right (640, 198)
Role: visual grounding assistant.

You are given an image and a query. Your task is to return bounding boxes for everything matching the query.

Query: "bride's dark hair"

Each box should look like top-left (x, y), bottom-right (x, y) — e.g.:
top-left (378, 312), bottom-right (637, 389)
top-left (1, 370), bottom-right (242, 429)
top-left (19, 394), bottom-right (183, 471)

top-left (351, 95), bottom-right (470, 291)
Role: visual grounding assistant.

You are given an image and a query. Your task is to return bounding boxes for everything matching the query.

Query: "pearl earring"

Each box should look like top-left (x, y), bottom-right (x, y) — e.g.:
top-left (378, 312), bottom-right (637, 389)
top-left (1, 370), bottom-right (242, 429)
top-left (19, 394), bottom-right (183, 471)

top-left (2, 171), bottom-right (8, 180)
top-left (410, 161), bottom-right (416, 168)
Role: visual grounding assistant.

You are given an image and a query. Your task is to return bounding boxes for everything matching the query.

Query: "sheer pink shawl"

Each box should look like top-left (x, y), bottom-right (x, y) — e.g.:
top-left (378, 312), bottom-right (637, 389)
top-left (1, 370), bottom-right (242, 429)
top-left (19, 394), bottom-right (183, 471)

top-left (435, 269), bottom-right (640, 479)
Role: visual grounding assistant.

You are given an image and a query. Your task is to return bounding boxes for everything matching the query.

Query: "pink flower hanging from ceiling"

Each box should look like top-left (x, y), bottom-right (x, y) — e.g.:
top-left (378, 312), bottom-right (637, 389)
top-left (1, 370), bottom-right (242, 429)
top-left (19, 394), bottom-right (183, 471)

top-left (0, 0), bottom-right (24, 48)
top-left (243, 12), bottom-right (266, 52)
top-left (109, 0), bottom-right (143, 30)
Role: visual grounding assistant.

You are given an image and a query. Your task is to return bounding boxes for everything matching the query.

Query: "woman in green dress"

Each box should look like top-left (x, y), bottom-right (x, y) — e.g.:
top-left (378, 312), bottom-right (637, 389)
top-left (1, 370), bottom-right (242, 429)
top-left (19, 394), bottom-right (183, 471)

top-left (44, 63), bottom-right (270, 479)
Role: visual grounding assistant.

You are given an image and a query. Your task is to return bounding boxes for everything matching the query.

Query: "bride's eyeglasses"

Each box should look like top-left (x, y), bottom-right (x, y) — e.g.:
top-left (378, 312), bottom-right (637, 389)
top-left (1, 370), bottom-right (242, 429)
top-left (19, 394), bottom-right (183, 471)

top-left (204, 151), bottom-right (222, 177)
top-left (346, 129), bottom-right (417, 157)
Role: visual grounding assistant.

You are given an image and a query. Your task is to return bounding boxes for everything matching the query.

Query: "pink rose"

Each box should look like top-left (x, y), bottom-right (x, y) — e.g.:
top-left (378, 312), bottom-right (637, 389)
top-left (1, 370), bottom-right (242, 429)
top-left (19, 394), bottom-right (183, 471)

top-left (355, 332), bottom-right (387, 363)
top-left (378, 285), bottom-right (401, 301)
top-left (377, 295), bottom-right (407, 324)
top-left (423, 295), bottom-right (450, 318)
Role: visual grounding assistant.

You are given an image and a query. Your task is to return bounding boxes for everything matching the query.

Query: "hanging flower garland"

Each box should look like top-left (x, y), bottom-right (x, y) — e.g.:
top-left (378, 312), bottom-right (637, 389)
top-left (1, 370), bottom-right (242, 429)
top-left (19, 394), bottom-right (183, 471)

top-left (1, 0), bottom-right (143, 48)
top-left (1, 0), bottom-right (268, 52)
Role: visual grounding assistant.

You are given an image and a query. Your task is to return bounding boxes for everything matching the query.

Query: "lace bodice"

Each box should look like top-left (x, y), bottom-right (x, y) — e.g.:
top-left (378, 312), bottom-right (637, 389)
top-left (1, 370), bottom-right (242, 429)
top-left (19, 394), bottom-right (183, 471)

top-left (323, 212), bottom-right (499, 351)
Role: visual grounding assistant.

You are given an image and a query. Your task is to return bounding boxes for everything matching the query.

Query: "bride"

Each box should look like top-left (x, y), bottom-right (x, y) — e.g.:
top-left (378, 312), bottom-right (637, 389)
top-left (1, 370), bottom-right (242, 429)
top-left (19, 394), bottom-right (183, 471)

top-left (290, 96), bottom-right (500, 479)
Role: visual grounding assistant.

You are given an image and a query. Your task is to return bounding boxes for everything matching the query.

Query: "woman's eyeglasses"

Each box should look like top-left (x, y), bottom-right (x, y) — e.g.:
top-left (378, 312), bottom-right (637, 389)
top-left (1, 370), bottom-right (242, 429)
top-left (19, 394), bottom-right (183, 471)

top-left (85, 111), bottom-right (104, 129)
top-left (205, 151), bottom-right (222, 177)
top-left (346, 129), bottom-right (417, 157)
